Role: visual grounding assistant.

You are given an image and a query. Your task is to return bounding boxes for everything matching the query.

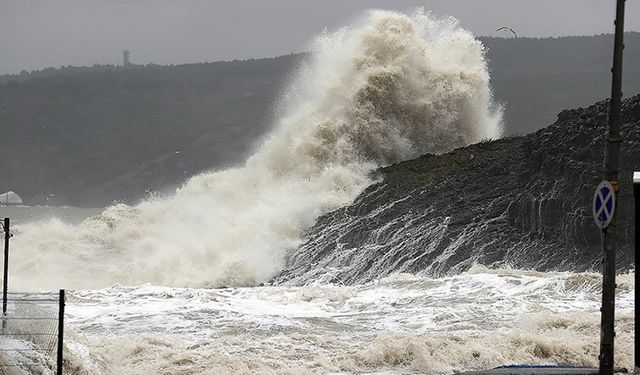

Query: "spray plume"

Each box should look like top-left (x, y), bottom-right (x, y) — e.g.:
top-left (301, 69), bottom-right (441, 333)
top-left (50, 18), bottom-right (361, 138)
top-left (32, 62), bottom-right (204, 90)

top-left (13, 9), bottom-right (502, 290)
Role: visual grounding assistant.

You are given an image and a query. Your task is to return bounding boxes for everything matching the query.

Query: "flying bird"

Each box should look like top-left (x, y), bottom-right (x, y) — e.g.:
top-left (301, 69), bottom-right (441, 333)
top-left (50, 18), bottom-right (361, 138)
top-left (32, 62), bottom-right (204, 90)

top-left (496, 26), bottom-right (518, 38)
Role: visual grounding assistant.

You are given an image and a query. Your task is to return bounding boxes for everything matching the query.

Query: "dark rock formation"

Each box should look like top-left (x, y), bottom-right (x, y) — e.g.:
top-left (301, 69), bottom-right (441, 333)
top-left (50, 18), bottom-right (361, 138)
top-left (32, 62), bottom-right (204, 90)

top-left (275, 95), bottom-right (640, 285)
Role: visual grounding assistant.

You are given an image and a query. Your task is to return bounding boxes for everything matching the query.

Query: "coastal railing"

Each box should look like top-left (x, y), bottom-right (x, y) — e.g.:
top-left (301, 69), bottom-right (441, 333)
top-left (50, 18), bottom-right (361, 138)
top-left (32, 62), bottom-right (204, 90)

top-left (0, 290), bottom-right (65, 374)
top-left (0, 218), bottom-right (65, 374)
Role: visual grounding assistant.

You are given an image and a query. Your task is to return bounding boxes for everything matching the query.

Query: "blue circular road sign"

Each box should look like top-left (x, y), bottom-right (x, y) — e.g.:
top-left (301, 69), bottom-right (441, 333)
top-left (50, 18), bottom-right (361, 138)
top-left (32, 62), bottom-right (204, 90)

top-left (593, 180), bottom-right (616, 229)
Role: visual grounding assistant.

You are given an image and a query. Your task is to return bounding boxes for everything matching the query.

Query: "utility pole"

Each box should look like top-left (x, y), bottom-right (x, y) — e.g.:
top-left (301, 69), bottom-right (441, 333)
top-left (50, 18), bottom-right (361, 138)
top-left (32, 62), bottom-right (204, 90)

top-left (4, 170), bottom-right (8, 204)
top-left (598, 0), bottom-right (626, 374)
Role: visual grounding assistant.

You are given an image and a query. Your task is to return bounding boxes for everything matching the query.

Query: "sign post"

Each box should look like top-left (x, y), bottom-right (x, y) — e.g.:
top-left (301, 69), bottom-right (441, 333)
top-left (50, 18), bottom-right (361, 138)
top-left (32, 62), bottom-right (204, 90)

top-left (594, 180), bottom-right (617, 375)
top-left (597, 0), bottom-right (626, 373)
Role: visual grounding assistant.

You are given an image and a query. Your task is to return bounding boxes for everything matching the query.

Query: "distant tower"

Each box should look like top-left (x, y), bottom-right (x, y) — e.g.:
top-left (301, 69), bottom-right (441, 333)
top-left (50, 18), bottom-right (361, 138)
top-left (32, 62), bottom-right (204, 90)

top-left (122, 50), bottom-right (131, 66)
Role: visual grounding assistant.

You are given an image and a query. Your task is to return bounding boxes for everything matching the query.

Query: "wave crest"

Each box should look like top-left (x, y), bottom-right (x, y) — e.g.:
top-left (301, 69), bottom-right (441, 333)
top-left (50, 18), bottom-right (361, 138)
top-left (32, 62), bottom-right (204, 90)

top-left (13, 9), bottom-right (502, 290)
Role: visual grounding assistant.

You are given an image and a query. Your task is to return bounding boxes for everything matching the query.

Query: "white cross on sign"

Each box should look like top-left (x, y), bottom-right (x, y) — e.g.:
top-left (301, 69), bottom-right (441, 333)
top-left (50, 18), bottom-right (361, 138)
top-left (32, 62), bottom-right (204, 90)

top-left (593, 180), bottom-right (616, 229)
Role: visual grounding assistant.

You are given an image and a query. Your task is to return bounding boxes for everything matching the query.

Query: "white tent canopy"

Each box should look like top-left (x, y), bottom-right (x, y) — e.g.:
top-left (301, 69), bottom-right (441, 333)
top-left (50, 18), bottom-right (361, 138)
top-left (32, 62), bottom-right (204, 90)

top-left (0, 191), bottom-right (23, 205)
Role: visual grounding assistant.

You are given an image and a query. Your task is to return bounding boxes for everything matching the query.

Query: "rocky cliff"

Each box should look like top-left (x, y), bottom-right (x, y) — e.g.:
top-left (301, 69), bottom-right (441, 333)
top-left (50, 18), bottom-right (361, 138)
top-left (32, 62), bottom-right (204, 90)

top-left (275, 95), bottom-right (640, 285)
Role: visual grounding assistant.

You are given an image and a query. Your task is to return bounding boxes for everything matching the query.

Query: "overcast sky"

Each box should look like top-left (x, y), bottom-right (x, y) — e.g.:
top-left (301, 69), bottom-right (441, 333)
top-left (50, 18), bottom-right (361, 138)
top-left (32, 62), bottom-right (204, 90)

top-left (1, 0), bottom-right (639, 75)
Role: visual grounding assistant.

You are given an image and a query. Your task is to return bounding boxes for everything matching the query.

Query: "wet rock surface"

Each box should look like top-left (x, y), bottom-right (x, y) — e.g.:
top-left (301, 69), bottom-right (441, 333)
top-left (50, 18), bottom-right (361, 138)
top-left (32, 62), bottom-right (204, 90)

top-left (275, 95), bottom-right (640, 285)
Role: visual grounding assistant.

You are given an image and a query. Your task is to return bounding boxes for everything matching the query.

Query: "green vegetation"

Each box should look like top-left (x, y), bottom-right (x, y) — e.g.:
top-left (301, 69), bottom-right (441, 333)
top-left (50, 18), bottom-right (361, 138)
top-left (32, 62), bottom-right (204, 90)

top-left (0, 34), bottom-right (638, 206)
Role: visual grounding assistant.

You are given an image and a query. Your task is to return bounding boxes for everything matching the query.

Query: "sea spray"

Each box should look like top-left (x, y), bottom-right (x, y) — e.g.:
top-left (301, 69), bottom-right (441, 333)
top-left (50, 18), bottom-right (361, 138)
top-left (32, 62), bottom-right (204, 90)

top-left (12, 9), bottom-right (502, 290)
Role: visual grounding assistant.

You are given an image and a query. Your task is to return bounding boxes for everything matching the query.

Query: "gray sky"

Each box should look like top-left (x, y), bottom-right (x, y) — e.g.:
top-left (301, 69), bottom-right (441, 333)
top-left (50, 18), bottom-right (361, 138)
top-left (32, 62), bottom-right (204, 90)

top-left (1, 0), bottom-right (639, 75)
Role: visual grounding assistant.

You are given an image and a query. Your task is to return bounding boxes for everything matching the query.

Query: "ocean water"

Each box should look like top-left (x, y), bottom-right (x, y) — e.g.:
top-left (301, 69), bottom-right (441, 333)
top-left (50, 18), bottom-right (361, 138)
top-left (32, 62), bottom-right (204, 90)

top-left (0, 206), bottom-right (102, 226)
top-left (62, 268), bottom-right (634, 374)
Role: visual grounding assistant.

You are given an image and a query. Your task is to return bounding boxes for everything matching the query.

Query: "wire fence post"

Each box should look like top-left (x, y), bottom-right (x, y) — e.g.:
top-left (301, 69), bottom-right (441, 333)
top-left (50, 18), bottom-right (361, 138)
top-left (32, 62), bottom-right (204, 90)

top-left (3, 218), bottom-right (9, 314)
top-left (57, 289), bottom-right (65, 375)
top-left (2, 217), bottom-right (9, 332)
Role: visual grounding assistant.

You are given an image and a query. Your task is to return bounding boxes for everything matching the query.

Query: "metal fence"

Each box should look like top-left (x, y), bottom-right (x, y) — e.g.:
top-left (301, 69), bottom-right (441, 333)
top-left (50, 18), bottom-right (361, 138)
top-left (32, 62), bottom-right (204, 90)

top-left (0, 219), bottom-right (65, 375)
top-left (0, 291), bottom-right (64, 375)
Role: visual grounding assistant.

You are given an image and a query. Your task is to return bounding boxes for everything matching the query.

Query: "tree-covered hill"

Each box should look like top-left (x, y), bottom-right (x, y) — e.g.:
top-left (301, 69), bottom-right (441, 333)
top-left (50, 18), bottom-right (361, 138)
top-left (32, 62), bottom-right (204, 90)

top-left (482, 33), bottom-right (640, 135)
top-left (0, 56), bottom-right (299, 206)
top-left (0, 33), bottom-right (638, 207)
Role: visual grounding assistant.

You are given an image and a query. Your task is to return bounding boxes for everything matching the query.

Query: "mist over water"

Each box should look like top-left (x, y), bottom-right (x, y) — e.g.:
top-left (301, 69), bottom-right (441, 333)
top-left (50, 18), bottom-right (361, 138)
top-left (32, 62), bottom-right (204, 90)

top-left (12, 9), bottom-right (502, 291)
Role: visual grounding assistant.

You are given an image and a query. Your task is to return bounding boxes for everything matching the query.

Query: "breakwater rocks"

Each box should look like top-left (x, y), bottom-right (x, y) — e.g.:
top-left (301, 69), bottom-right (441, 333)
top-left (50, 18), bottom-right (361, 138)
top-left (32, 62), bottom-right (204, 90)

top-left (276, 95), bottom-right (640, 285)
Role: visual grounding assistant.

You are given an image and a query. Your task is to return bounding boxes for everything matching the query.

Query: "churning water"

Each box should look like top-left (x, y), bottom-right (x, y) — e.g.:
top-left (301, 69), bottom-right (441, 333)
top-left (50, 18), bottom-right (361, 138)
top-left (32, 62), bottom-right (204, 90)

top-left (1, 9), bottom-right (631, 375)
top-left (62, 268), bottom-right (634, 374)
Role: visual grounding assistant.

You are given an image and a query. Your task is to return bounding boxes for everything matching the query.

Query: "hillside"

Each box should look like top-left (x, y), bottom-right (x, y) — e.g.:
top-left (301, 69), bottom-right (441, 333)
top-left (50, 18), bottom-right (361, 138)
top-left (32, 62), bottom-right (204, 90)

top-left (0, 33), bottom-right (639, 206)
top-left (483, 33), bottom-right (640, 134)
top-left (274, 95), bottom-right (640, 284)
top-left (0, 56), bottom-right (299, 206)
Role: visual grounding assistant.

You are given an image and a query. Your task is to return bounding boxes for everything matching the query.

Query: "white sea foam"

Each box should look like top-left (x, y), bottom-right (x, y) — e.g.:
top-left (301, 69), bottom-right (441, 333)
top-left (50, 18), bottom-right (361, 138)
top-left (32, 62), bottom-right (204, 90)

top-left (11, 9), bottom-right (501, 290)
top-left (60, 269), bottom-right (634, 374)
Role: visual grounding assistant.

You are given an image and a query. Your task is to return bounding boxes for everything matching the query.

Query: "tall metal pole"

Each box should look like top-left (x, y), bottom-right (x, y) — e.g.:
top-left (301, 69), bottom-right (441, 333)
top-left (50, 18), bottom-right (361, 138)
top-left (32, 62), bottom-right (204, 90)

top-left (4, 170), bottom-right (8, 205)
top-left (2, 218), bottom-right (9, 316)
top-left (633, 172), bottom-right (639, 374)
top-left (57, 289), bottom-right (65, 375)
top-left (599, 1), bottom-right (626, 374)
